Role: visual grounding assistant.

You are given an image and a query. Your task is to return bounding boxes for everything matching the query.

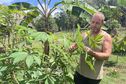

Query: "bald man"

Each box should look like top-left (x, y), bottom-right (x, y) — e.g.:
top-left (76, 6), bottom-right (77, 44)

top-left (70, 12), bottom-right (112, 84)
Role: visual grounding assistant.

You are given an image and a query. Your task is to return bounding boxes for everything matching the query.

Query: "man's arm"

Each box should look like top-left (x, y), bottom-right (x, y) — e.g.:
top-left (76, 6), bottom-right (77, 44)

top-left (87, 34), bottom-right (112, 60)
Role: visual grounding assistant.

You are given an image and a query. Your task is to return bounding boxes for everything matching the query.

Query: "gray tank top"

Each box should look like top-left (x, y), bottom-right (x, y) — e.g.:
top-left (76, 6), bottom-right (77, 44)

top-left (77, 31), bottom-right (105, 80)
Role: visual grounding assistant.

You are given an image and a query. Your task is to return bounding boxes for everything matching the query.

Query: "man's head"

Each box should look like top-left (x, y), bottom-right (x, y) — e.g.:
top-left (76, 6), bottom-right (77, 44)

top-left (90, 12), bottom-right (105, 34)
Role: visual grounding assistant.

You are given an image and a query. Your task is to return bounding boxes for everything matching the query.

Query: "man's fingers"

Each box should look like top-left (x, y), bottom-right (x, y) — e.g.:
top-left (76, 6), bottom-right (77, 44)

top-left (69, 43), bottom-right (77, 52)
top-left (84, 46), bottom-right (91, 52)
top-left (70, 43), bottom-right (77, 49)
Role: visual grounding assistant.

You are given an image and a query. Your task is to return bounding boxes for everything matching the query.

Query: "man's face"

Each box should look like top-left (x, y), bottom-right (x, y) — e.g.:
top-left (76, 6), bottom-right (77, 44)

top-left (90, 15), bottom-right (103, 33)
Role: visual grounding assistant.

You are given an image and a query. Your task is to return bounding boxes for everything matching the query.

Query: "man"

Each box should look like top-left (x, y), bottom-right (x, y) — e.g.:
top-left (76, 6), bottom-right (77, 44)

top-left (70, 12), bottom-right (112, 84)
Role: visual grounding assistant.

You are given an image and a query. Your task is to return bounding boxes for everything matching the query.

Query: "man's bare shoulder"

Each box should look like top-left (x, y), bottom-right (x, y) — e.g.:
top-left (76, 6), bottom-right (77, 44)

top-left (102, 30), bottom-right (112, 41)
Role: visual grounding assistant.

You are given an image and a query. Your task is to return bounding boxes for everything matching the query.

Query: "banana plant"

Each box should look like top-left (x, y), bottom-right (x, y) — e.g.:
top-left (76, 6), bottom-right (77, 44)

top-left (37, 0), bottom-right (62, 31)
top-left (60, 0), bottom-right (98, 31)
top-left (9, 2), bottom-right (39, 27)
top-left (62, 0), bottom-right (97, 16)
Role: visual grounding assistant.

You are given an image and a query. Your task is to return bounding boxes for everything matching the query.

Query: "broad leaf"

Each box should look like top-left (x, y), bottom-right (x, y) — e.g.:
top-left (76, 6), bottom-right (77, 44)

top-left (33, 56), bottom-right (41, 66)
top-left (45, 78), bottom-right (49, 84)
top-left (26, 55), bottom-right (34, 68)
top-left (64, 0), bottom-right (73, 4)
top-left (54, 1), bottom-right (63, 7)
top-left (10, 52), bottom-right (28, 64)
top-left (0, 66), bottom-right (7, 72)
top-left (45, 77), bottom-right (55, 84)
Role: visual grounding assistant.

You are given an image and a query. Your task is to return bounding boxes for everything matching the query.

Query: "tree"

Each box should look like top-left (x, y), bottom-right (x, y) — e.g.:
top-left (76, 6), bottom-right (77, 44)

top-left (37, 0), bottom-right (61, 32)
top-left (58, 0), bottom-right (97, 31)
top-left (33, 15), bottom-right (58, 32)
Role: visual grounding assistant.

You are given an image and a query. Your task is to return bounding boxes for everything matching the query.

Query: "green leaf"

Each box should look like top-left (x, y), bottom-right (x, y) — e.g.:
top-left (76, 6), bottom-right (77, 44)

top-left (39, 74), bottom-right (48, 80)
top-left (64, 0), bottom-right (73, 4)
top-left (95, 34), bottom-right (103, 42)
top-left (26, 56), bottom-right (34, 68)
top-left (66, 73), bottom-right (74, 80)
top-left (33, 56), bottom-right (41, 66)
top-left (74, 24), bottom-right (85, 53)
top-left (85, 60), bottom-right (95, 72)
top-left (50, 77), bottom-right (56, 82)
top-left (31, 32), bottom-right (50, 42)
top-left (48, 77), bottom-right (55, 84)
top-left (58, 35), bottom-right (71, 49)
top-left (65, 75), bottom-right (74, 82)
top-left (45, 77), bottom-right (55, 84)
top-left (16, 70), bottom-right (25, 81)
top-left (10, 52), bottom-right (28, 64)
top-left (0, 66), bottom-right (7, 72)
top-left (54, 1), bottom-right (62, 7)
top-left (80, 3), bottom-right (97, 15)
top-left (45, 78), bottom-right (49, 84)
top-left (85, 54), bottom-right (95, 72)
top-left (32, 70), bottom-right (42, 78)
top-left (75, 24), bottom-right (83, 42)
top-left (49, 34), bottom-right (58, 42)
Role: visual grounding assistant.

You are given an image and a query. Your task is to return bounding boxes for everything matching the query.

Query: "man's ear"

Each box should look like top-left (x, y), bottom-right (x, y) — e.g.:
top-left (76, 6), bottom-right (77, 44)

top-left (101, 20), bottom-right (104, 25)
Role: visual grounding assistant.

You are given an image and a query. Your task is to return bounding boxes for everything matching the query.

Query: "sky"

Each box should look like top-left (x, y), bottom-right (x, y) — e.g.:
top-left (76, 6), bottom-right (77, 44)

top-left (0, 0), bottom-right (61, 7)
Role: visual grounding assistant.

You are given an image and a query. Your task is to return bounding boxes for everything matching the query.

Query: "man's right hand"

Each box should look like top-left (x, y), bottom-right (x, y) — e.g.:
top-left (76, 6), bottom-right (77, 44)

top-left (69, 43), bottom-right (78, 52)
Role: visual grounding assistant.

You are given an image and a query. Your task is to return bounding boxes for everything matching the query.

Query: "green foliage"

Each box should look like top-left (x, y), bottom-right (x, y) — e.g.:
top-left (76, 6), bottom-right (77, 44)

top-left (0, 22), bottom-right (108, 84)
top-left (117, 0), bottom-right (126, 7)
top-left (30, 32), bottom-right (49, 42)
top-left (55, 0), bottom-right (98, 31)
top-left (113, 35), bottom-right (126, 53)
top-left (0, 24), bottom-right (77, 83)
top-left (33, 56), bottom-right (41, 66)
top-left (9, 2), bottom-right (35, 10)
top-left (20, 9), bottom-right (39, 27)
top-left (105, 19), bottom-right (121, 30)
top-left (33, 16), bottom-right (58, 32)
top-left (26, 55), bottom-right (34, 68)
top-left (62, 0), bottom-right (97, 15)
top-left (0, 1), bottom-right (117, 83)
top-left (87, 31), bottom-right (103, 49)
top-left (100, 6), bottom-right (121, 20)
top-left (10, 52), bottom-right (28, 64)
top-left (8, 2), bottom-right (39, 27)
top-left (0, 23), bottom-right (104, 83)
top-left (99, 5), bottom-right (122, 32)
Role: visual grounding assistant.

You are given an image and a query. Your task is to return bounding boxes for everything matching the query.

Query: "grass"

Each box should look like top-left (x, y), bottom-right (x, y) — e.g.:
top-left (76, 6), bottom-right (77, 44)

top-left (100, 54), bottom-right (126, 84)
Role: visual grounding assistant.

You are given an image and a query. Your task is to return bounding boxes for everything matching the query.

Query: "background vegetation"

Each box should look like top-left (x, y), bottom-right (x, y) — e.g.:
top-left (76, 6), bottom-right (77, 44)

top-left (0, 0), bottom-right (126, 84)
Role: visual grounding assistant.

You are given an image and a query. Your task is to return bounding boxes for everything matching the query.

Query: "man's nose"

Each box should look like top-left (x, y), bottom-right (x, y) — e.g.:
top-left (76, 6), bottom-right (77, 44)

top-left (92, 23), bottom-right (96, 27)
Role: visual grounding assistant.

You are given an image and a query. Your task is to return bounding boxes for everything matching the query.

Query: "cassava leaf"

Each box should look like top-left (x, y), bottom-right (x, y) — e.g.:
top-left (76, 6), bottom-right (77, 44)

top-left (26, 55), bottom-right (34, 68)
top-left (33, 56), bottom-right (41, 66)
top-left (10, 52), bottom-right (28, 64)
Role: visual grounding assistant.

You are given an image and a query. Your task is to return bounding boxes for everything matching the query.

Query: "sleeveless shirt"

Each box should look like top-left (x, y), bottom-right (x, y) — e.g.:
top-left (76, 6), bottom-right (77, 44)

top-left (77, 31), bottom-right (105, 80)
